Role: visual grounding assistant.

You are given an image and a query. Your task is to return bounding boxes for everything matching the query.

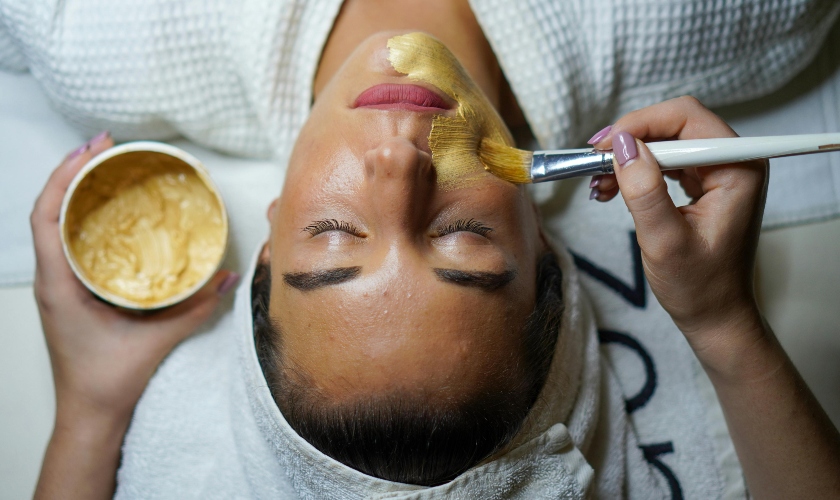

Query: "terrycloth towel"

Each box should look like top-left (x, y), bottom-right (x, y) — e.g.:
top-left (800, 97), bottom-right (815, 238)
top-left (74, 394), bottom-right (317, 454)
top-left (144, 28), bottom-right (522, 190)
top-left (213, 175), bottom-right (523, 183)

top-left (117, 240), bottom-right (666, 499)
top-left (540, 177), bottom-right (746, 498)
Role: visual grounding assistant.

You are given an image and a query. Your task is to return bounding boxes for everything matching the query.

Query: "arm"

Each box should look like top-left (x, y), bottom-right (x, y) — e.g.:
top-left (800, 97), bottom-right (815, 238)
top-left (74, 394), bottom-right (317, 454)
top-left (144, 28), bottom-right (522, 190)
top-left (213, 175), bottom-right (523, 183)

top-left (31, 134), bottom-right (239, 499)
top-left (591, 96), bottom-right (840, 498)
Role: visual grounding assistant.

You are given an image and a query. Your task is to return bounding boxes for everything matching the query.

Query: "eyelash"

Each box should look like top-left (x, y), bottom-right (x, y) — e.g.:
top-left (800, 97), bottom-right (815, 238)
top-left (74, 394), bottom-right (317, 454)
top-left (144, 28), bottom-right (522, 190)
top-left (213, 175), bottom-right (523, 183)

top-left (302, 219), bottom-right (362, 236)
top-left (302, 218), bottom-right (492, 237)
top-left (437, 218), bottom-right (493, 237)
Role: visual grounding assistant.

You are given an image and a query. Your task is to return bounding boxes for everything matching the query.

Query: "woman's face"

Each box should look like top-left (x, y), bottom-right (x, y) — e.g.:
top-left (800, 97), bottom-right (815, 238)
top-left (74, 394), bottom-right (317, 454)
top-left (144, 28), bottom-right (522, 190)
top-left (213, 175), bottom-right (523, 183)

top-left (267, 32), bottom-right (543, 402)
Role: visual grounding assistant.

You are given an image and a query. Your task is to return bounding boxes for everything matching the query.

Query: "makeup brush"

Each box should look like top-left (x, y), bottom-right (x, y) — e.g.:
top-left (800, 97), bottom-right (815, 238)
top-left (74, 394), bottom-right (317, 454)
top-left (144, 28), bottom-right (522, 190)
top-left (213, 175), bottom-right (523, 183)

top-left (478, 133), bottom-right (840, 184)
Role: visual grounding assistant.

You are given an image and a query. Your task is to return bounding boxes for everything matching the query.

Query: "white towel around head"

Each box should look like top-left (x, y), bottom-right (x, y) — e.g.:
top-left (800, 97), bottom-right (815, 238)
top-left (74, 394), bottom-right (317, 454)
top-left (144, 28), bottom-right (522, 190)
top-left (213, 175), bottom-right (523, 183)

top-left (116, 240), bottom-right (668, 499)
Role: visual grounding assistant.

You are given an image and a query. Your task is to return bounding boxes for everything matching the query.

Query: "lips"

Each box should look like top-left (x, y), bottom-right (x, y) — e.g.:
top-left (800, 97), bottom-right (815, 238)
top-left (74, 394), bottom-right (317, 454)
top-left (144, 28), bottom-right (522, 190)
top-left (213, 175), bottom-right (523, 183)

top-left (354, 84), bottom-right (452, 111)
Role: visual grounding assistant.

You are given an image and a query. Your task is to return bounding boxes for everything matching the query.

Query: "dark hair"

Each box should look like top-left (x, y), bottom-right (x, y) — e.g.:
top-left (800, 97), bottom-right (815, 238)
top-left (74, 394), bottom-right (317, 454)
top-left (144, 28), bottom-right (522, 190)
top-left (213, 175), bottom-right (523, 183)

top-left (252, 252), bottom-right (563, 486)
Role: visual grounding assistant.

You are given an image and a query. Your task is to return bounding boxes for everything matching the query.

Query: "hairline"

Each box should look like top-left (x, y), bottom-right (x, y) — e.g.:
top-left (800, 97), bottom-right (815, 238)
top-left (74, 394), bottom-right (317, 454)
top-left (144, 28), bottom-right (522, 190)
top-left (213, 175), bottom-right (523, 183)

top-left (251, 251), bottom-right (563, 485)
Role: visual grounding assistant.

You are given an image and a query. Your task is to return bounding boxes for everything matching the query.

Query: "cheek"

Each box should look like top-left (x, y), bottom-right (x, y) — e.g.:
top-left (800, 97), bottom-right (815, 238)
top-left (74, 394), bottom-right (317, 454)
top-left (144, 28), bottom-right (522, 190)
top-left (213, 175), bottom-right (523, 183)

top-left (317, 147), bottom-right (366, 197)
top-left (283, 121), bottom-right (367, 205)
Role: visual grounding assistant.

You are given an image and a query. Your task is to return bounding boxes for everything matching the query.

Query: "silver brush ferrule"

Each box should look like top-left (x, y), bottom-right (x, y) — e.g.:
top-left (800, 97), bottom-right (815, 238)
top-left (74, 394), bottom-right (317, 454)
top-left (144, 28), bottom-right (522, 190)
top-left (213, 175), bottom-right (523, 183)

top-left (530, 149), bottom-right (615, 183)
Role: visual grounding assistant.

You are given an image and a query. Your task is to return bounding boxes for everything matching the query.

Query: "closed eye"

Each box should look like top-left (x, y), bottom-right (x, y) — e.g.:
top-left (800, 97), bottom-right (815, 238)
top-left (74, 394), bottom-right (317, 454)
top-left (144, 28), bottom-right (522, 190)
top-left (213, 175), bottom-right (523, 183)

top-left (302, 219), bottom-right (364, 237)
top-left (435, 218), bottom-right (493, 237)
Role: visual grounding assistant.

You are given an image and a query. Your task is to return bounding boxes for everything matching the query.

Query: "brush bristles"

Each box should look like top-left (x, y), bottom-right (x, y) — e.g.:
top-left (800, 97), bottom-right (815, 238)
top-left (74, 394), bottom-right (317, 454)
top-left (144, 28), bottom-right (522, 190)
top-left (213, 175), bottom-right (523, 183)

top-left (478, 138), bottom-right (533, 184)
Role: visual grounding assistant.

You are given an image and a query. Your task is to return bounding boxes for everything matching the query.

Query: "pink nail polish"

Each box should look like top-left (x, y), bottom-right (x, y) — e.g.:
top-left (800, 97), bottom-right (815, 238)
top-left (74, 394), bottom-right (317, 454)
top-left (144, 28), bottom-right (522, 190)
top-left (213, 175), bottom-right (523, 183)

top-left (589, 176), bottom-right (601, 188)
top-left (217, 273), bottom-right (240, 295)
top-left (589, 187), bottom-right (599, 201)
top-left (88, 131), bottom-right (110, 146)
top-left (67, 143), bottom-right (90, 161)
top-left (587, 125), bottom-right (612, 145)
top-left (614, 132), bottom-right (638, 166)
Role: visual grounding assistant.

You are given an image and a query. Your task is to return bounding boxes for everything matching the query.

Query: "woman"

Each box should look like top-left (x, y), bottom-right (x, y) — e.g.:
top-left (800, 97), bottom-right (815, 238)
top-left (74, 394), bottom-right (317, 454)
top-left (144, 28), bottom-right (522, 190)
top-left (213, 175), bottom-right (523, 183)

top-left (14, 0), bottom-right (840, 498)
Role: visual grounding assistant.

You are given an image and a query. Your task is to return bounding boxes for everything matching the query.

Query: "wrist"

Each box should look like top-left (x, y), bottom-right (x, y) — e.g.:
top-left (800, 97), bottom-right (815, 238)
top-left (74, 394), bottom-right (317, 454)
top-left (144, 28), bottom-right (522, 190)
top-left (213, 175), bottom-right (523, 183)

top-left (683, 309), bottom-right (786, 385)
top-left (53, 397), bottom-right (132, 451)
top-left (36, 397), bottom-right (129, 500)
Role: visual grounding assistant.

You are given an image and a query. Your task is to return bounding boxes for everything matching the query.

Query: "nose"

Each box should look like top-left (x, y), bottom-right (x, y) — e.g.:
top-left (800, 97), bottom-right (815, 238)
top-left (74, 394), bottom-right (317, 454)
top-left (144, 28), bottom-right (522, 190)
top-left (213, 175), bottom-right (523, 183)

top-left (365, 137), bottom-right (435, 235)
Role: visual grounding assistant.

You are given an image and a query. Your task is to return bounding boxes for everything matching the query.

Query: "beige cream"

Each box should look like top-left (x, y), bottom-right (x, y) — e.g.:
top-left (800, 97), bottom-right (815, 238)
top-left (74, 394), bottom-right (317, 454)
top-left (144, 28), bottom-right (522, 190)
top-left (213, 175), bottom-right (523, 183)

top-left (63, 149), bottom-right (226, 308)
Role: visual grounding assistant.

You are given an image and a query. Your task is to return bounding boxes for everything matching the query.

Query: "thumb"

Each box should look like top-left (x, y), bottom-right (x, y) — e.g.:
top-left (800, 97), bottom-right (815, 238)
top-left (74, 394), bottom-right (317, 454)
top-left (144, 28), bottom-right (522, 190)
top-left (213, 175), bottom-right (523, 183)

top-left (144, 270), bottom-right (241, 344)
top-left (612, 132), bottom-right (688, 244)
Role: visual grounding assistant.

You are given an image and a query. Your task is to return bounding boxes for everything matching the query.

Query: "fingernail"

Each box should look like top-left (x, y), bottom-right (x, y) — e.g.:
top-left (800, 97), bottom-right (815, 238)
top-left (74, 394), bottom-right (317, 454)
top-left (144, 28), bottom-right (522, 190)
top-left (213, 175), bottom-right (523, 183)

top-left (587, 125), bottom-right (612, 145)
top-left (614, 132), bottom-right (638, 166)
top-left (589, 176), bottom-right (601, 188)
top-left (67, 143), bottom-right (90, 161)
top-left (589, 187), bottom-right (599, 201)
top-left (88, 131), bottom-right (110, 146)
top-left (217, 272), bottom-right (240, 295)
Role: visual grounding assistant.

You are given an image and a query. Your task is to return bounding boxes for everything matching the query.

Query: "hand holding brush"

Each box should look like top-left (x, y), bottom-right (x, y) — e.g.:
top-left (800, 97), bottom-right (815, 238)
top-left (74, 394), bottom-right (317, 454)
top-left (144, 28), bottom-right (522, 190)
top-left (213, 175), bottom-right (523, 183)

top-left (478, 113), bottom-right (840, 186)
top-left (554, 96), bottom-right (840, 499)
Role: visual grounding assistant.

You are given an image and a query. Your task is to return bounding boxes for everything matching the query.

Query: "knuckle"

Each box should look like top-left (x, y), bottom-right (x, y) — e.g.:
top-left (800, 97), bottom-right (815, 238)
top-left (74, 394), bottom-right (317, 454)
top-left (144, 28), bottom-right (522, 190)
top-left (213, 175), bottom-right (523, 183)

top-left (621, 107), bottom-right (642, 121)
top-left (616, 108), bottom-right (645, 128)
top-left (33, 281), bottom-right (54, 311)
top-left (29, 204), bottom-right (42, 229)
top-left (30, 198), bottom-right (53, 231)
top-left (623, 177), bottom-right (668, 214)
top-left (677, 95), bottom-right (704, 109)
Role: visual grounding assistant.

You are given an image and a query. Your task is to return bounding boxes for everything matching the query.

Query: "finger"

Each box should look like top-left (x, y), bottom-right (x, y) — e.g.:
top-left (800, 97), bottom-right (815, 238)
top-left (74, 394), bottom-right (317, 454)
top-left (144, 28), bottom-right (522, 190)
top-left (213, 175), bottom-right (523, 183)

top-left (677, 170), bottom-right (705, 200)
top-left (616, 96), bottom-right (735, 142)
top-left (86, 131), bottom-right (114, 156)
top-left (31, 133), bottom-right (114, 284)
top-left (592, 184), bottom-right (619, 202)
top-left (589, 174), bottom-right (617, 201)
top-left (612, 132), bottom-right (689, 243)
top-left (681, 160), bottom-right (768, 242)
top-left (590, 96), bottom-right (736, 150)
top-left (591, 174), bottom-right (617, 193)
top-left (143, 270), bottom-right (241, 345)
top-left (662, 169), bottom-right (705, 201)
top-left (32, 132), bottom-right (113, 229)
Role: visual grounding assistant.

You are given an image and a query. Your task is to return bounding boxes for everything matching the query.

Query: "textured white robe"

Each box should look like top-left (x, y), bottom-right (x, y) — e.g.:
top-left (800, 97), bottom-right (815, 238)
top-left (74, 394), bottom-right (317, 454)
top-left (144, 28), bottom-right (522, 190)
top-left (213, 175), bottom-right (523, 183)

top-left (3, 0), bottom-right (837, 160)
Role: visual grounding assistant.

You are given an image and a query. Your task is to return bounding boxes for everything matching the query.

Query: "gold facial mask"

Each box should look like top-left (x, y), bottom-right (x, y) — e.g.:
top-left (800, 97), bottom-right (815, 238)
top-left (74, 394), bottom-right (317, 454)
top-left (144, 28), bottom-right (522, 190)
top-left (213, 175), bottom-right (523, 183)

top-left (387, 32), bottom-right (515, 189)
top-left (62, 146), bottom-right (227, 309)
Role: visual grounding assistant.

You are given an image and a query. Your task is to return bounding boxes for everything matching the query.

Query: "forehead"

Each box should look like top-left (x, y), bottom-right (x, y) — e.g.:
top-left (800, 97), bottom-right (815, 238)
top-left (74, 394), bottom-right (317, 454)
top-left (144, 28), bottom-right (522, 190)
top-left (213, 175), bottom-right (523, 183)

top-left (270, 261), bottom-right (534, 399)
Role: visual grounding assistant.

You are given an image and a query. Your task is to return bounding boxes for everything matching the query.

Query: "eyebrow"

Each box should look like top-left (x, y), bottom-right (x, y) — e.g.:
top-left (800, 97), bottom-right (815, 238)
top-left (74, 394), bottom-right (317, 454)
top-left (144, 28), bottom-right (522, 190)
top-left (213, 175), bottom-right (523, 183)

top-left (433, 268), bottom-right (517, 291)
top-left (282, 267), bottom-right (362, 291)
top-left (282, 266), bottom-right (516, 292)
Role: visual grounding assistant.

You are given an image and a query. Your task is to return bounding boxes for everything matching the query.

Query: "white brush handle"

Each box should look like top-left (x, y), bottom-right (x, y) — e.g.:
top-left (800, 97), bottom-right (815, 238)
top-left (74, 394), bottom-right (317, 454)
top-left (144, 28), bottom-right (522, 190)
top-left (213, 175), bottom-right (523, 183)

top-left (531, 133), bottom-right (840, 182)
top-left (646, 133), bottom-right (840, 169)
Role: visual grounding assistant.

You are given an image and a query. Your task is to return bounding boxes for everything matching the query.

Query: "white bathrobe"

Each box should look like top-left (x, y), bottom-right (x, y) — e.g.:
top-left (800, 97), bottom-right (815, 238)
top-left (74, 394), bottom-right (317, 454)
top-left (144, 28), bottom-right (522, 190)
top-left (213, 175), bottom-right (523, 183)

top-left (2, 0), bottom-right (837, 163)
top-left (2, 0), bottom-right (839, 497)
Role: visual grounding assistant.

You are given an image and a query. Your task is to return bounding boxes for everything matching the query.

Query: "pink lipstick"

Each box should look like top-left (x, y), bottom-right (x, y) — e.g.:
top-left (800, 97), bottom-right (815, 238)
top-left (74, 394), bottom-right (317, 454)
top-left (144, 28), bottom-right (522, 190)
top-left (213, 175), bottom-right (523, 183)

top-left (354, 84), bottom-right (451, 111)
